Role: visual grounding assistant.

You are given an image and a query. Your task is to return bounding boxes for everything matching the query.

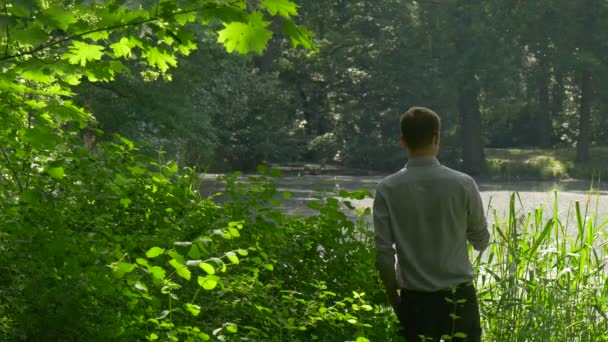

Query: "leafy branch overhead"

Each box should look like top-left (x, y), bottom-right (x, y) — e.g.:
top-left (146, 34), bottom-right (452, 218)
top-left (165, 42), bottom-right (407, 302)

top-left (0, 0), bottom-right (314, 182)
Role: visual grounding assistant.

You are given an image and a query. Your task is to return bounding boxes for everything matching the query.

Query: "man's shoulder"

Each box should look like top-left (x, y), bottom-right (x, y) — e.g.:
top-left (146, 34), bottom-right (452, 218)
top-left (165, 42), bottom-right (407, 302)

top-left (377, 169), bottom-right (407, 189)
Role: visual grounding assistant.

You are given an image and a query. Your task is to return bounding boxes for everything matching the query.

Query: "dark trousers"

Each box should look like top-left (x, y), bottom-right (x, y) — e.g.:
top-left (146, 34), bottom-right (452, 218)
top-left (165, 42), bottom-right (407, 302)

top-left (398, 283), bottom-right (481, 342)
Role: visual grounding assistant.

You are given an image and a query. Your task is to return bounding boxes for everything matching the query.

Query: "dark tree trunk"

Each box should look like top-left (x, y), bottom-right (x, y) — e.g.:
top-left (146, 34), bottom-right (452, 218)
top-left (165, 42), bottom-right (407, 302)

top-left (576, 70), bottom-right (592, 162)
top-left (537, 57), bottom-right (552, 148)
top-left (551, 71), bottom-right (564, 119)
top-left (458, 77), bottom-right (485, 175)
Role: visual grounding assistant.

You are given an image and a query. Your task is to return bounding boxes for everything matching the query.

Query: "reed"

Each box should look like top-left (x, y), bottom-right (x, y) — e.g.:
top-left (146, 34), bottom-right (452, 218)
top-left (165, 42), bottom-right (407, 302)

top-left (474, 188), bottom-right (608, 341)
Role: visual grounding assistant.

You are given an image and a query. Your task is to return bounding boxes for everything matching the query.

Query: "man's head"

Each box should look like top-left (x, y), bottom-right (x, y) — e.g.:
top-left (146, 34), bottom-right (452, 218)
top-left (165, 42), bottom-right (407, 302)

top-left (400, 107), bottom-right (441, 156)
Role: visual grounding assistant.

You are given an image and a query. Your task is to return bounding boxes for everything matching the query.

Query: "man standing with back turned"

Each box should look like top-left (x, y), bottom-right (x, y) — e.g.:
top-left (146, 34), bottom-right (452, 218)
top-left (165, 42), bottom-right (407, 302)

top-left (373, 107), bottom-right (490, 341)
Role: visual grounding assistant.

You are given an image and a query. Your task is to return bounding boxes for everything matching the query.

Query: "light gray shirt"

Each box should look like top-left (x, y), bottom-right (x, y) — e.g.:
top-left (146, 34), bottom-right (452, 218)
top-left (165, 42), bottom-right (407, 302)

top-left (373, 156), bottom-right (489, 292)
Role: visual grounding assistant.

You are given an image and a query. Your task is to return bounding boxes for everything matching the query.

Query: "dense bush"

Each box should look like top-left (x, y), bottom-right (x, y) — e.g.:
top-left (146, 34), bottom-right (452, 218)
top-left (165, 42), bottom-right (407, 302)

top-left (0, 136), bottom-right (398, 341)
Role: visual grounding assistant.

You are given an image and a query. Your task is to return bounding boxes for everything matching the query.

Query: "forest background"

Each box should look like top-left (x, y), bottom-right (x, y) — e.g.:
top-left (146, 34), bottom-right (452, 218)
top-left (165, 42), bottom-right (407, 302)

top-left (2, 0), bottom-right (608, 341)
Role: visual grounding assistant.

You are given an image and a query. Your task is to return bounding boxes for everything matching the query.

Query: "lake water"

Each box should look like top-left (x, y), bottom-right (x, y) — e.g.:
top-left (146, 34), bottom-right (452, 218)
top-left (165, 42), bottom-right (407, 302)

top-left (202, 174), bottom-right (608, 234)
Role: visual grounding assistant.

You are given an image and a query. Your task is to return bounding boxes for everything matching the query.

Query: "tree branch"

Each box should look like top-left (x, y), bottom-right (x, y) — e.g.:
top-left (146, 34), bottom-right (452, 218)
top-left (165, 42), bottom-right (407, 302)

top-left (0, 7), bottom-right (209, 62)
top-left (0, 143), bottom-right (24, 193)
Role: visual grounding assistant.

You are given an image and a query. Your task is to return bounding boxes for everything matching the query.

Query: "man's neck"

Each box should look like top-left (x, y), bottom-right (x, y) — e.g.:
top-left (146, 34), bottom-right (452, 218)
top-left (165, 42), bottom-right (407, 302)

top-left (408, 149), bottom-right (437, 159)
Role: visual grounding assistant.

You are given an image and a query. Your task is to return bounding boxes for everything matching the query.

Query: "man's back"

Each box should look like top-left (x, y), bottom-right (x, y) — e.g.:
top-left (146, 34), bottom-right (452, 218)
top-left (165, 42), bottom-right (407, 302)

top-left (373, 157), bottom-right (489, 291)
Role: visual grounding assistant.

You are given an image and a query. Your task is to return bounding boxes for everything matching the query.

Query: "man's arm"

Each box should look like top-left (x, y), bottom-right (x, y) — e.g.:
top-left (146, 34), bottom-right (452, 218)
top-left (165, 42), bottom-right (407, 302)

top-left (466, 178), bottom-right (490, 251)
top-left (373, 188), bottom-right (400, 312)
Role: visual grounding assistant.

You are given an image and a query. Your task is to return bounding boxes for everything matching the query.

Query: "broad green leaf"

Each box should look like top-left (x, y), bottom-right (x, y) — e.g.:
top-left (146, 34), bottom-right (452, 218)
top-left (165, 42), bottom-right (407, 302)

top-left (260, 0), bottom-right (298, 18)
top-left (198, 275), bottom-right (220, 290)
top-left (184, 303), bottom-right (201, 316)
top-left (199, 262), bottom-right (216, 275)
top-left (134, 283), bottom-right (148, 292)
top-left (169, 259), bottom-right (191, 280)
top-left (226, 252), bottom-right (239, 264)
top-left (40, 6), bottom-right (77, 31)
top-left (356, 338), bottom-right (370, 342)
top-left (110, 37), bottom-right (132, 58)
top-left (149, 266), bottom-right (166, 280)
top-left (83, 31), bottom-right (110, 41)
top-left (146, 247), bottom-right (165, 258)
top-left (12, 26), bottom-right (49, 46)
top-left (48, 166), bottom-right (65, 180)
top-left (63, 41), bottom-right (105, 67)
top-left (228, 227), bottom-right (240, 238)
top-left (284, 20), bottom-right (315, 50)
top-left (217, 11), bottom-right (272, 55)
top-left (236, 249), bottom-right (248, 256)
top-left (136, 258), bottom-right (150, 267)
top-left (112, 261), bottom-right (136, 278)
top-left (145, 47), bottom-right (177, 72)
top-left (226, 324), bottom-right (237, 333)
top-left (120, 198), bottom-right (132, 208)
top-left (175, 12), bottom-right (197, 25)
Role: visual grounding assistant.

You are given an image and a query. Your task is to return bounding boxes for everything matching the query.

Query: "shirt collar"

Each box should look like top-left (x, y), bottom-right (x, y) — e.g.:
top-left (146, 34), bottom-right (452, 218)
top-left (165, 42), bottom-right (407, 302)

top-left (405, 156), bottom-right (440, 169)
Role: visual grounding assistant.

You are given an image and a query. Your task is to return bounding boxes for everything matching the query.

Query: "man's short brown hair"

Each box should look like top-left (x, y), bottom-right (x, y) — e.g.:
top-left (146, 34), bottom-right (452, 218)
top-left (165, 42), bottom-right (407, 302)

top-left (400, 107), bottom-right (441, 151)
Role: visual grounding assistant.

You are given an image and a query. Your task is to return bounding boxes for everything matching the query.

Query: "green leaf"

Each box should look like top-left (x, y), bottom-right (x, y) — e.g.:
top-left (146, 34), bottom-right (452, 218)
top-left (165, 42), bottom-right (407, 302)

top-left (110, 37), bottom-right (132, 58)
top-left (184, 303), bottom-right (201, 316)
top-left (12, 26), bottom-right (49, 46)
top-left (48, 166), bottom-right (65, 180)
top-left (263, 264), bottom-right (274, 271)
top-left (63, 41), bottom-right (105, 67)
top-left (170, 259), bottom-right (191, 280)
top-left (228, 227), bottom-right (240, 238)
top-left (199, 262), bottom-right (216, 275)
top-left (175, 12), bottom-right (197, 25)
top-left (136, 258), bottom-right (150, 267)
top-left (226, 252), bottom-right (239, 264)
top-left (120, 197), bottom-right (132, 208)
top-left (40, 6), bottom-right (77, 31)
top-left (226, 324), bottom-right (237, 333)
top-left (260, 0), bottom-right (298, 18)
top-left (149, 266), bottom-right (166, 280)
top-left (356, 338), bottom-right (370, 342)
top-left (83, 30), bottom-right (110, 41)
top-left (236, 249), bottom-right (248, 256)
top-left (112, 261), bottom-right (136, 278)
top-left (217, 11), bottom-right (272, 54)
top-left (284, 20), bottom-right (316, 50)
top-left (146, 247), bottom-right (165, 258)
top-left (198, 275), bottom-right (220, 290)
top-left (145, 47), bottom-right (177, 72)
top-left (283, 191), bottom-right (292, 199)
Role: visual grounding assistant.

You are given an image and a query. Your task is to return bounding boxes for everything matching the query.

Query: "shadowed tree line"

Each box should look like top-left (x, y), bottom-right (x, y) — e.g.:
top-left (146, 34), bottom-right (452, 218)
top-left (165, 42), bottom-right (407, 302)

top-left (77, 0), bottom-right (608, 175)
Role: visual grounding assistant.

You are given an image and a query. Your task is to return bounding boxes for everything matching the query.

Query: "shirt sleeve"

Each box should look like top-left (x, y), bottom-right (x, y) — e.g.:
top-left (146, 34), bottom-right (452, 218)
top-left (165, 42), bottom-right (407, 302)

top-left (466, 178), bottom-right (490, 251)
top-left (373, 187), bottom-right (396, 272)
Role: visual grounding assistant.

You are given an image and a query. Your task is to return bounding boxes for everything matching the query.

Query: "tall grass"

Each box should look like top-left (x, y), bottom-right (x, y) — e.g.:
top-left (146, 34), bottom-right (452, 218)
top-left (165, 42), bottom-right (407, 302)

top-left (475, 189), bottom-right (608, 341)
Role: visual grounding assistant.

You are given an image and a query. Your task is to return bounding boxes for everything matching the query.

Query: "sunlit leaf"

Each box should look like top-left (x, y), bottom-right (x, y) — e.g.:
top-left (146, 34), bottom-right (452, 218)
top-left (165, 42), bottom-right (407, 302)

top-left (199, 262), bottom-right (216, 275)
top-left (226, 252), bottom-right (239, 264)
top-left (217, 11), bottom-right (272, 54)
top-left (145, 47), bottom-right (177, 72)
top-left (146, 247), bottom-right (165, 258)
top-left (63, 41), bottom-right (105, 67)
top-left (48, 166), bottom-right (65, 180)
top-left (260, 0), bottom-right (298, 18)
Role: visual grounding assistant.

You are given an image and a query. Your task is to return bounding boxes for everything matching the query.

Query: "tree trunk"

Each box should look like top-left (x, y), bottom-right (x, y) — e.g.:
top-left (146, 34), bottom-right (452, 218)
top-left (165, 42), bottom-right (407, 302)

top-left (576, 70), bottom-right (592, 162)
top-left (458, 77), bottom-right (485, 175)
top-left (551, 71), bottom-right (564, 119)
top-left (537, 57), bottom-right (552, 148)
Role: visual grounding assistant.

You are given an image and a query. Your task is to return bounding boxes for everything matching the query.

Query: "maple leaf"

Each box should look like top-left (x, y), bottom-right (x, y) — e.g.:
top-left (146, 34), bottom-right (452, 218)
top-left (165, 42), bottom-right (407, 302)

top-left (62, 41), bottom-right (105, 66)
top-left (110, 37), bottom-right (132, 58)
top-left (260, 0), bottom-right (298, 18)
top-left (284, 20), bottom-right (316, 50)
top-left (217, 11), bottom-right (272, 55)
top-left (145, 47), bottom-right (177, 72)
